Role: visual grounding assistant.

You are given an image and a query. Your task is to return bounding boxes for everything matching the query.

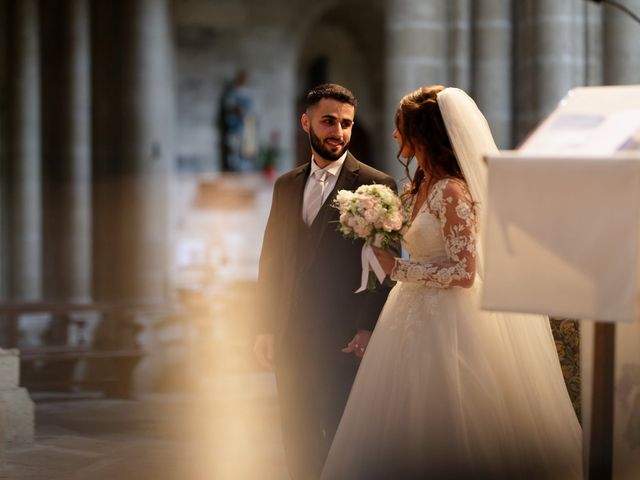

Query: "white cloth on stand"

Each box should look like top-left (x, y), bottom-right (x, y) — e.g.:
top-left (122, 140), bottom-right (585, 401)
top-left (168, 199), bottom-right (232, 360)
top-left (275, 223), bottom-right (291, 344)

top-left (483, 154), bottom-right (640, 323)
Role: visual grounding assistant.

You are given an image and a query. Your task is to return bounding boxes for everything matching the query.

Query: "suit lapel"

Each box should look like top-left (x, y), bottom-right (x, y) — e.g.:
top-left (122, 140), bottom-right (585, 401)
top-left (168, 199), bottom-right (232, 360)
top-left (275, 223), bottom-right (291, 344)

top-left (281, 163), bottom-right (309, 257)
top-left (289, 163), bottom-right (309, 223)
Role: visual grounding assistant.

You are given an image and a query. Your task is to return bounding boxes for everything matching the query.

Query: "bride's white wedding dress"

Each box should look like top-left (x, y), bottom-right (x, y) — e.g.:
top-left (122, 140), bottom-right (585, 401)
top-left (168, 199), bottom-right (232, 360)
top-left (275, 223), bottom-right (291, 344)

top-left (321, 178), bottom-right (582, 480)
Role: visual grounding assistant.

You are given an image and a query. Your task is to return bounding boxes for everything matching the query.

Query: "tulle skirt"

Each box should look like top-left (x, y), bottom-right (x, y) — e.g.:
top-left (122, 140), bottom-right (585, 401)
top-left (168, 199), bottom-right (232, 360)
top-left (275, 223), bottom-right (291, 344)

top-left (321, 280), bottom-right (582, 480)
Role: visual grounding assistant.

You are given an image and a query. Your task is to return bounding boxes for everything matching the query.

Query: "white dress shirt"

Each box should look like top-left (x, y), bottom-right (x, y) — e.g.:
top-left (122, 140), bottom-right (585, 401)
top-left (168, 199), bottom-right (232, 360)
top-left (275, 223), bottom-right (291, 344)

top-left (302, 151), bottom-right (348, 223)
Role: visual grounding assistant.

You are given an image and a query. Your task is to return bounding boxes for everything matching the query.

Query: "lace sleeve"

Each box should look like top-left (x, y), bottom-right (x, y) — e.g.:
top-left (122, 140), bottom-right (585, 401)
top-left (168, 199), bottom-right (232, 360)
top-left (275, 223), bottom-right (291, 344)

top-left (391, 179), bottom-right (478, 288)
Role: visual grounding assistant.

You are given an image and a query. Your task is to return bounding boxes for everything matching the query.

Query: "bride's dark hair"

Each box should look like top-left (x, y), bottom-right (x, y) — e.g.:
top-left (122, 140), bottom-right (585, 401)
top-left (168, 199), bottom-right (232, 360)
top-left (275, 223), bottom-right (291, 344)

top-left (395, 85), bottom-right (463, 198)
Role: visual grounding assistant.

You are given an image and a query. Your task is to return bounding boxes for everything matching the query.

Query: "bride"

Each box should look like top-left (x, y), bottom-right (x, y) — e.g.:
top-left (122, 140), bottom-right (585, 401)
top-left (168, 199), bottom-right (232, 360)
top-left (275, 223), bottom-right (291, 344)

top-left (320, 86), bottom-right (582, 479)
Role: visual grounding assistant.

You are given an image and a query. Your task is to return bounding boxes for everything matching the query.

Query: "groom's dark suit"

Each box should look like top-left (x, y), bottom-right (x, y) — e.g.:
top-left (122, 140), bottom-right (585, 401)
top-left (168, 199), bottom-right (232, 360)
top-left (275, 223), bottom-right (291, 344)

top-left (258, 152), bottom-right (397, 479)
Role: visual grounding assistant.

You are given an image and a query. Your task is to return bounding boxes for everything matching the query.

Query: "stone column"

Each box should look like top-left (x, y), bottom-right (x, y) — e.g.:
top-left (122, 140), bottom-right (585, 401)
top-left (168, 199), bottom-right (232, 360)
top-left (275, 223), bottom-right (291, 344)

top-left (109, 0), bottom-right (175, 393)
top-left (3, 0), bottom-right (36, 445)
top-left (0, 0), bottom-right (8, 301)
top-left (384, 0), bottom-right (448, 179)
top-left (512, 0), bottom-right (587, 144)
top-left (511, 0), bottom-right (536, 145)
top-left (91, 0), bottom-right (120, 303)
top-left (8, 0), bottom-right (42, 301)
top-left (0, 4), bottom-right (9, 452)
top-left (117, 0), bottom-right (173, 304)
top-left (585, 0), bottom-right (603, 86)
top-left (471, 0), bottom-right (512, 149)
top-left (603, 0), bottom-right (640, 84)
top-left (447, 0), bottom-right (471, 92)
top-left (533, 0), bottom-right (586, 116)
top-left (58, 0), bottom-right (92, 303)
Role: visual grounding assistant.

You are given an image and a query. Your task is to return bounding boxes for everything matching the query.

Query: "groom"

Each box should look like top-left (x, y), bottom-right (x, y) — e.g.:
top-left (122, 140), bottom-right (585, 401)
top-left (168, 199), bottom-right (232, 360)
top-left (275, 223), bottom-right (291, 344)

top-left (254, 83), bottom-right (398, 479)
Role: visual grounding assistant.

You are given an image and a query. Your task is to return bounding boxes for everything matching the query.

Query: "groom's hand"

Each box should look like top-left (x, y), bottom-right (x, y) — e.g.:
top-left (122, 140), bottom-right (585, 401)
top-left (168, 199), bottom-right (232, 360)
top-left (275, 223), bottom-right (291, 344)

top-left (254, 334), bottom-right (275, 370)
top-left (342, 330), bottom-right (372, 359)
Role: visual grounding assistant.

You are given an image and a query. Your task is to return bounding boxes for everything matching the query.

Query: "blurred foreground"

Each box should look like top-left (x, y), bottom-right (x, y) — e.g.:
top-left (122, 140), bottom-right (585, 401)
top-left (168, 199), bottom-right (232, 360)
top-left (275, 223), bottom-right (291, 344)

top-left (3, 370), bottom-right (288, 480)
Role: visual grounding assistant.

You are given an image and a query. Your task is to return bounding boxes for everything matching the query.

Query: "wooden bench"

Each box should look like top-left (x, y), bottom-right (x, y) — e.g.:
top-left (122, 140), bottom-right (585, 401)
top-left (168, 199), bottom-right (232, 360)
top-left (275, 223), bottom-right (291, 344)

top-left (19, 345), bottom-right (143, 398)
top-left (0, 302), bottom-right (147, 398)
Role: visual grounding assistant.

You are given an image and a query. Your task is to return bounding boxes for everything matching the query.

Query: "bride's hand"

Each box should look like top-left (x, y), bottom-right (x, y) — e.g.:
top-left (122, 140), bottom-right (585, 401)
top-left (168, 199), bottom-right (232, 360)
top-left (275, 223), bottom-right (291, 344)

top-left (371, 246), bottom-right (396, 275)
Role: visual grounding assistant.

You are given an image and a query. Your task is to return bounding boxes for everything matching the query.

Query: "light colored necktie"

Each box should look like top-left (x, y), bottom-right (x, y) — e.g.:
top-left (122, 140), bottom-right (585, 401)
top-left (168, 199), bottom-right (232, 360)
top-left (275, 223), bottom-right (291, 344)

top-left (305, 170), bottom-right (328, 226)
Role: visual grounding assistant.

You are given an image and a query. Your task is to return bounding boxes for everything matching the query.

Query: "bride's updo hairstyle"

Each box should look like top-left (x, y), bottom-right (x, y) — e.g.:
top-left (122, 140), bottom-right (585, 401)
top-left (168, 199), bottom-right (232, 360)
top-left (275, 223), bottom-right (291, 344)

top-left (395, 85), bottom-right (463, 197)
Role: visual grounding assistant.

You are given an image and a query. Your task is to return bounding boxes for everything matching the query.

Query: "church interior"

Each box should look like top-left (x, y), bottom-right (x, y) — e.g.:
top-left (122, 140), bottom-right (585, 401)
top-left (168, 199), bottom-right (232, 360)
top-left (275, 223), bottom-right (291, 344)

top-left (0, 0), bottom-right (639, 478)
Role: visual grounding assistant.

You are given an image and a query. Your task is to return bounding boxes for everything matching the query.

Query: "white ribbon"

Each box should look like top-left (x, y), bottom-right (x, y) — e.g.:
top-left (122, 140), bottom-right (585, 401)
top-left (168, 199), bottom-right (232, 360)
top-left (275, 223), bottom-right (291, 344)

top-left (355, 244), bottom-right (387, 293)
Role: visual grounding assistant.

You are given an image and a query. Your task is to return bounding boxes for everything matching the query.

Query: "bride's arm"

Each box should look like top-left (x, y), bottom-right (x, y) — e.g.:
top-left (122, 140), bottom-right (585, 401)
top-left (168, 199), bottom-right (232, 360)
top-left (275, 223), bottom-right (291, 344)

top-left (390, 179), bottom-right (478, 288)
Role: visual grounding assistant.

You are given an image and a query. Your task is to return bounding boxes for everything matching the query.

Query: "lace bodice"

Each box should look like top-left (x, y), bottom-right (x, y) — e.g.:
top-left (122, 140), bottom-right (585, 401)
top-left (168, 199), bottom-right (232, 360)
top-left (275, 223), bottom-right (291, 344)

top-left (391, 178), bottom-right (478, 288)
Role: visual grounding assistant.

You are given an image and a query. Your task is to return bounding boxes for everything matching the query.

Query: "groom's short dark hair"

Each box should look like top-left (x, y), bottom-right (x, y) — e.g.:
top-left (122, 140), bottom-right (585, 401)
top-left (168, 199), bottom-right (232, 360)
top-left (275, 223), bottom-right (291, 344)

top-left (306, 83), bottom-right (357, 110)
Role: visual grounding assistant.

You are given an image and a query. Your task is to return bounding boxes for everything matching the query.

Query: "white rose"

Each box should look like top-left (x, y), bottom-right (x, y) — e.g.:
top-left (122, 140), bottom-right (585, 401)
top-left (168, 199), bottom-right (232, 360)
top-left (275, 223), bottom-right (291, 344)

top-left (353, 217), bottom-right (371, 238)
top-left (382, 219), bottom-right (396, 232)
top-left (364, 208), bottom-right (379, 223)
top-left (358, 197), bottom-right (375, 211)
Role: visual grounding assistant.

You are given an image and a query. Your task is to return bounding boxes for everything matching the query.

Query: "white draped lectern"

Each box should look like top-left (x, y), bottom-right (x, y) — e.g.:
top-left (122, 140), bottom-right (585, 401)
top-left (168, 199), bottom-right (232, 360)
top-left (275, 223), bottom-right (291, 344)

top-left (482, 85), bottom-right (640, 480)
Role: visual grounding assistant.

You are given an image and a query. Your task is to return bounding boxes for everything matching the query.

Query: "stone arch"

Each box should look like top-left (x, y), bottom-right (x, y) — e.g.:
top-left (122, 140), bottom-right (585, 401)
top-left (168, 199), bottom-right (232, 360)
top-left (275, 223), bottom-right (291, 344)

top-left (293, 1), bottom-right (386, 169)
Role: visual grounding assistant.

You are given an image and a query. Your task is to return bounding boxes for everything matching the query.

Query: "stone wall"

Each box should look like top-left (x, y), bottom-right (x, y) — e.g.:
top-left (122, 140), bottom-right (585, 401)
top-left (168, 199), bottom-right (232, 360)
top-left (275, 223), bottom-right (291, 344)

top-left (174, 0), bottom-right (298, 173)
top-left (173, 0), bottom-right (386, 174)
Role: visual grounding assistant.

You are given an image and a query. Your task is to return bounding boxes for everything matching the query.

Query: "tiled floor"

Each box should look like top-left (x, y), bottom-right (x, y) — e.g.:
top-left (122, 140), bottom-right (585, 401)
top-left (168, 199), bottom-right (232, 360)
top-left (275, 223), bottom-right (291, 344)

top-left (2, 372), bottom-right (289, 480)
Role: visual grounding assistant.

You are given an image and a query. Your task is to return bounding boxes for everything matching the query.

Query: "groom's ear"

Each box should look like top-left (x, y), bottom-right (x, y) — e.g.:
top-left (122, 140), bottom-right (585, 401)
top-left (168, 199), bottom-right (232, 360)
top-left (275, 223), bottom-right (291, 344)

top-left (301, 112), bottom-right (310, 133)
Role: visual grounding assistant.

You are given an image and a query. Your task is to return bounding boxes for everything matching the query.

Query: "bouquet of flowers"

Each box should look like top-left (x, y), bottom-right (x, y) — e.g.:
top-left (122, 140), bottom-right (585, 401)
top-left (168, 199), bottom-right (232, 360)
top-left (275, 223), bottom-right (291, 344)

top-left (333, 183), bottom-right (409, 292)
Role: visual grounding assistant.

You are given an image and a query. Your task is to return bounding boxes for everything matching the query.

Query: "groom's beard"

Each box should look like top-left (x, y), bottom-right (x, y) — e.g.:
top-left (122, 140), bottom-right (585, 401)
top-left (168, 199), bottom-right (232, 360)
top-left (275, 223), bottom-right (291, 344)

top-left (309, 125), bottom-right (349, 161)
